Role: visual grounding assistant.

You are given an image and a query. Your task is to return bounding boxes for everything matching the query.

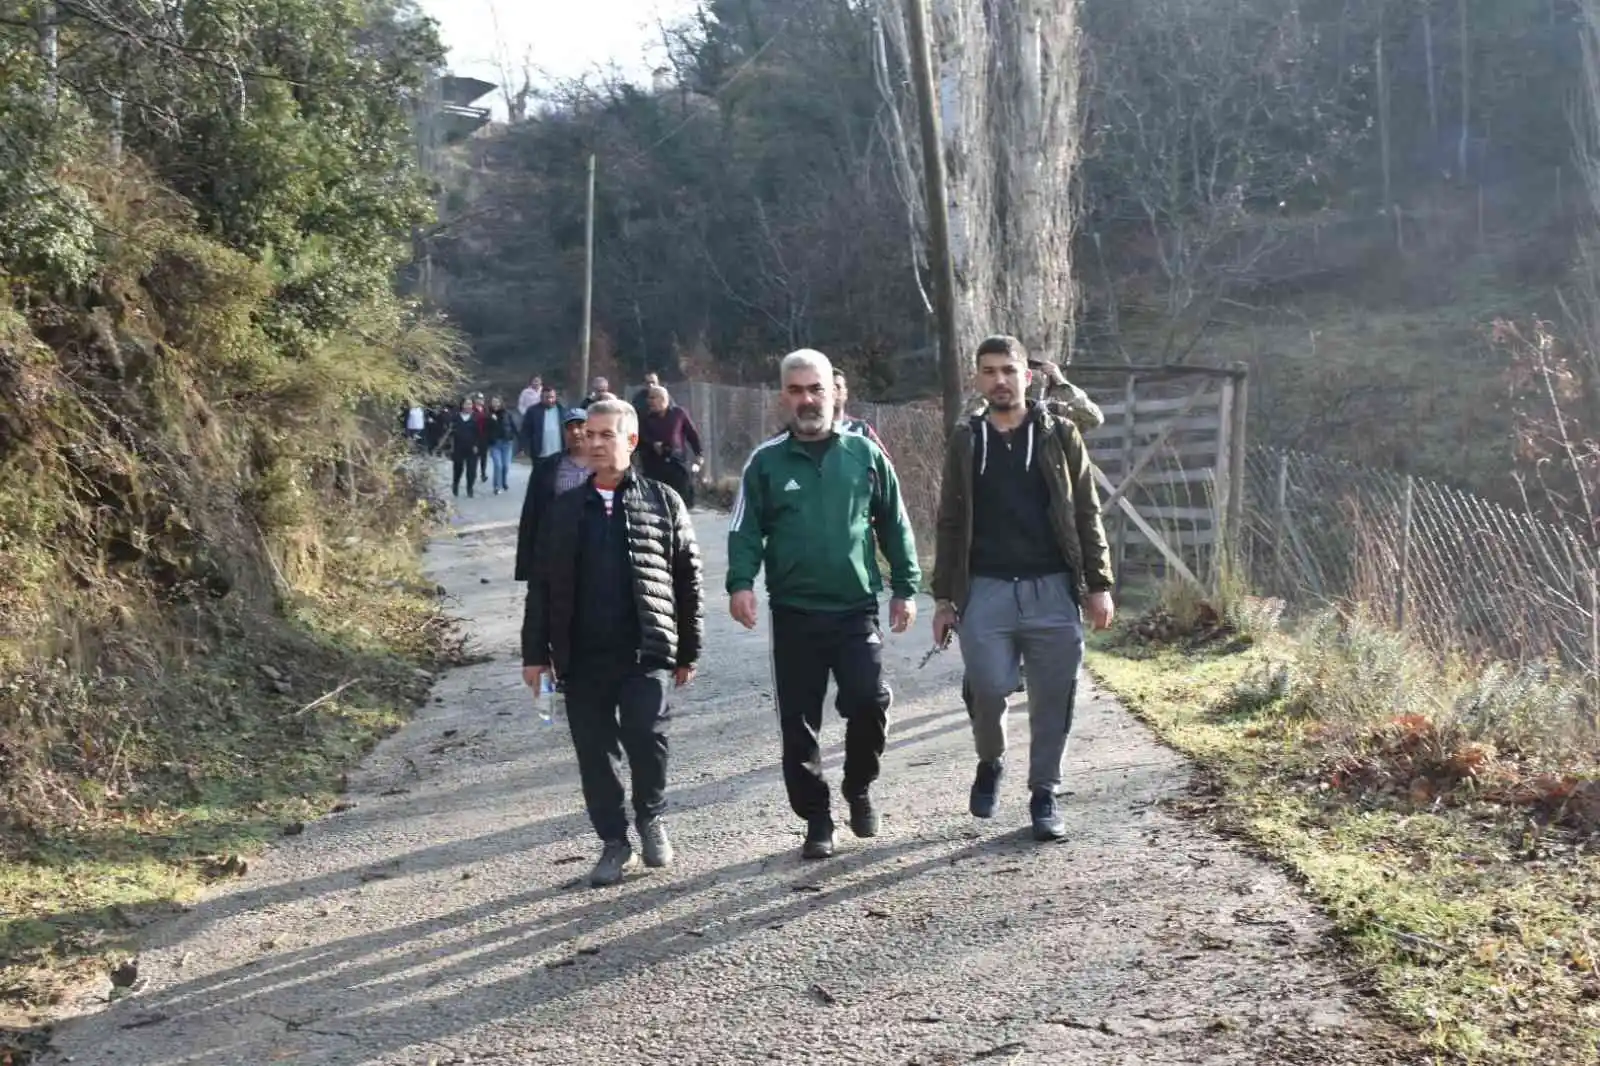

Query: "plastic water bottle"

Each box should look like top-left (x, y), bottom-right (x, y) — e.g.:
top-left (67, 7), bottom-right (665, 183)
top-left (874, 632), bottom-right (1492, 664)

top-left (537, 673), bottom-right (557, 725)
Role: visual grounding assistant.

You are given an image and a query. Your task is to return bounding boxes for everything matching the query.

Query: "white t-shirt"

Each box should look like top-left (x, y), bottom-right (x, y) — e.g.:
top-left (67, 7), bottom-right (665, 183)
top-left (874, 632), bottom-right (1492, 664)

top-left (406, 406), bottom-right (425, 431)
top-left (540, 409), bottom-right (562, 457)
top-left (596, 486), bottom-right (615, 516)
top-left (518, 386), bottom-right (540, 414)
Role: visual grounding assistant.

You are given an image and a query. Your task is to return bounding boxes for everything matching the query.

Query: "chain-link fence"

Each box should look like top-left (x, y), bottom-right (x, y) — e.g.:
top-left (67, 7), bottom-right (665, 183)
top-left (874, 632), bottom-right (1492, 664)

top-left (669, 380), bottom-right (948, 537)
top-left (1241, 447), bottom-right (1600, 673)
top-left (655, 380), bottom-right (1599, 674)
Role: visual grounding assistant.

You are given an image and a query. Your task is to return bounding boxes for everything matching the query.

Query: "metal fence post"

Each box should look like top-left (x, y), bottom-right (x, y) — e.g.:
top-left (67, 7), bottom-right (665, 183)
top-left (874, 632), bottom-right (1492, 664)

top-left (1396, 474), bottom-right (1415, 630)
top-left (1273, 452), bottom-right (1289, 596)
top-left (1588, 562), bottom-right (1599, 721)
top-left (1227, 362), bottom-right (1249, 565)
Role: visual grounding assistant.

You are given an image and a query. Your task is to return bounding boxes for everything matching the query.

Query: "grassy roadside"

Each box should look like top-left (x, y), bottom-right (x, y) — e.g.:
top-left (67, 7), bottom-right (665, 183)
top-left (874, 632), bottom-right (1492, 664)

top-left (1085, 604), bottom-right (1600, 1065)
top-left (0, 530), bottom-right (464, 1053)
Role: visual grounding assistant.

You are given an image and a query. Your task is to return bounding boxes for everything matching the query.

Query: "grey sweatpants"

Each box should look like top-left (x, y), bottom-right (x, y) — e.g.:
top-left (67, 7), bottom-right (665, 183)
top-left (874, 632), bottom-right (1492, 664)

top-left (958, 574), bottom-right (1084, 792)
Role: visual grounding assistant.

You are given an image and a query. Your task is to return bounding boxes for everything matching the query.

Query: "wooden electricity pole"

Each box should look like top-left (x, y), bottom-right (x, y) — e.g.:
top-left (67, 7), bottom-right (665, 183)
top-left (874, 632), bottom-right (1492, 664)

top-left (580, 152), bottom-right (597, 392)
top-left (903, 0), bottom-right (963, 434)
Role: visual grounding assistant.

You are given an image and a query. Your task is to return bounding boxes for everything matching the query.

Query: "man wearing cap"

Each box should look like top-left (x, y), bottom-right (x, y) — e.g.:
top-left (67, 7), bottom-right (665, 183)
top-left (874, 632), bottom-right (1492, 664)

top-left (516, 406), bottom-right (591, 582)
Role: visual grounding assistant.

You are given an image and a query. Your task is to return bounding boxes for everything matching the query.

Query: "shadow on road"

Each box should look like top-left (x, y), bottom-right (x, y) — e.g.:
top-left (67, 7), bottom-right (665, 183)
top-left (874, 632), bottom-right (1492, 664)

top-left (109, 831), bottom-right (1042, 1064)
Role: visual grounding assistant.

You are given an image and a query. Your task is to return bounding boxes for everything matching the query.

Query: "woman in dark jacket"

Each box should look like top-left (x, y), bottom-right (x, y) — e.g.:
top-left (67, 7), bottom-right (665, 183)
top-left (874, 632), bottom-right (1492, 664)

top-left (485, 397), bottom-right (517, 495)
top-left (445, 400), bottom-right (485, 497)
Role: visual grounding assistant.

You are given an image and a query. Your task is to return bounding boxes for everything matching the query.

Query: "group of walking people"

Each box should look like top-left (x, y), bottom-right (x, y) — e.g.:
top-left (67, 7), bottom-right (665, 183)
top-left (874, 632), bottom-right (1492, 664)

top-left (516, 337), bottom-right (1114, 888)
top-left (421, 371), bottom-right (707, 506)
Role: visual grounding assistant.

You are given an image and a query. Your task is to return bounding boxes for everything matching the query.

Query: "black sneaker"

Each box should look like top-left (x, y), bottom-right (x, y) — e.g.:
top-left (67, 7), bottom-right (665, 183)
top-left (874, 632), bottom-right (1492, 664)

top-left (970, 760), bottom-right (1003, 819)
top-left (639, 818), bottom-right (673, 868)
top-left (847, 794), bottom-right (879, 838)
top-left (589, 839), bottom-right (637, 886)
top-left (1030, 788), bottom-right (1065, 842)
top-left (801, 817), bottom-right (835, 860)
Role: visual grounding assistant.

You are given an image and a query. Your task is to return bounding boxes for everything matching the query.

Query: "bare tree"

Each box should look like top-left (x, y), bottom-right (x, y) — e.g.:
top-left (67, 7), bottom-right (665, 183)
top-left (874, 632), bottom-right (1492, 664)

top-left (1079, 0), bottom-right (1364, 365)
top-left (879, 0), bottom-right (1082, 364)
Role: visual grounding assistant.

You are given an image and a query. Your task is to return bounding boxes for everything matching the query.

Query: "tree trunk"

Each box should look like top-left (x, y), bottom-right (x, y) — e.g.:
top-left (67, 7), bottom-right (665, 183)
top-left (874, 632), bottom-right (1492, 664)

top-left (933, 0), bottom-right (969, 330)
top-left (38, 0), bottom-right (58, 108)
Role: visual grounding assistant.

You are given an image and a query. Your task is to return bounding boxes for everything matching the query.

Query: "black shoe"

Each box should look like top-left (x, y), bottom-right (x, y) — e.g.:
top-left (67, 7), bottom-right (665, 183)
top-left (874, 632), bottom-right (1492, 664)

top-left (590, 839), bottom-right (637, 886)
top-left (639, 818), bottom-right (674, 868)
top-left (847, 794), bottom-right (879, 838)
top-left (970, 760), bottom-right (1003, 819)
top-left (801, 817), bottom-right (835, 860)
top-left (1030, 788), bottom-right (1066, 842)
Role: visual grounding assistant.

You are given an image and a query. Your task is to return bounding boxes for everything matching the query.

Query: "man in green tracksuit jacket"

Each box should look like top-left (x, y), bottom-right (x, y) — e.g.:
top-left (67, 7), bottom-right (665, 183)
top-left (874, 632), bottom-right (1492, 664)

top-left (727, 348), bottom-right (921, 861)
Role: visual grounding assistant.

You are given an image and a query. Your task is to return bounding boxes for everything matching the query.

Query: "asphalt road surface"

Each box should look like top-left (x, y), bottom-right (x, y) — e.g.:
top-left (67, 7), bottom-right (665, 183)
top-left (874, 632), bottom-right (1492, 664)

top-left (42, 461), bottom-right (1418, 1065)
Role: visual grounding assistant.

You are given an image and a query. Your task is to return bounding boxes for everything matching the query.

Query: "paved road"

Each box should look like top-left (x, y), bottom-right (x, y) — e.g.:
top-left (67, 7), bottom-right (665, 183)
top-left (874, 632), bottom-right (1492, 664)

top-left (43, 461), bottom-right (1416, 1065)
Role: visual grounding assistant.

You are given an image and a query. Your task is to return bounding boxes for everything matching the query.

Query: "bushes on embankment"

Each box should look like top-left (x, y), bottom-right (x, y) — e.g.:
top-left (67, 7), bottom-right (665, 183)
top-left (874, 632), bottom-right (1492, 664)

top-left (0, 0), bottom-right (465, 1032)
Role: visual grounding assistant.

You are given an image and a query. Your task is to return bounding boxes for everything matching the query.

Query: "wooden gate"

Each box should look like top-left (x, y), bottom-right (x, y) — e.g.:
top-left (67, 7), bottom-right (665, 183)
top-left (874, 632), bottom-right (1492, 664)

top-left (1073, 364), bottom-right (1249, 593)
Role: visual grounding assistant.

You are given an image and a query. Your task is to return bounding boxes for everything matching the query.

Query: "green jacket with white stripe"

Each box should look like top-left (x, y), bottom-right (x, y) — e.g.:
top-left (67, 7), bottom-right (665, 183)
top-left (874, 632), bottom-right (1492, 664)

top-left (726, 429), bottom-right (921, 613)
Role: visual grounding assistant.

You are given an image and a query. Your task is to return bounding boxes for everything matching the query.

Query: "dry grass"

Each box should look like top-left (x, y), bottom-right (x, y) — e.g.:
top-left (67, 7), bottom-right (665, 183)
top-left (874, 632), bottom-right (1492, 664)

top-left (1090, 589), bottom-right (1600, 1063)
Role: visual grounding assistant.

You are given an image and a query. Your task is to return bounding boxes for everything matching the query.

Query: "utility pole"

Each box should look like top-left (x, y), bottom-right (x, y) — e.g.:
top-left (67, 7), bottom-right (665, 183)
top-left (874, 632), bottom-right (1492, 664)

top-left (903, 0), bottom-right (963, 434)
top-left (580, 152), bottom-right (597, 392)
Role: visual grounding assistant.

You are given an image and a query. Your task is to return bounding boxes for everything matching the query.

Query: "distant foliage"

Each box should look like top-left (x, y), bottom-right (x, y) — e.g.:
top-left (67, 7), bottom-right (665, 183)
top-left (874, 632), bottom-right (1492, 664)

top-left (430, 0), bottom-right (1586, 381)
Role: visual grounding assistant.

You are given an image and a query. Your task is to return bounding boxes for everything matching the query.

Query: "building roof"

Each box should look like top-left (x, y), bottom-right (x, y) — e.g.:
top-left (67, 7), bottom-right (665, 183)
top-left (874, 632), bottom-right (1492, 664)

top-left (439, 75), bottom-right (496, 108)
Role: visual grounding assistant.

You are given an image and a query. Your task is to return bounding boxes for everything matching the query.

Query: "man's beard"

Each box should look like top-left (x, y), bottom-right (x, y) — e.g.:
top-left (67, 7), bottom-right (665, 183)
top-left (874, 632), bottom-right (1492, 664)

top-left (986, 393), bottom-right (1021, 412)
top-left (794, 403), bottom-right (828, 433)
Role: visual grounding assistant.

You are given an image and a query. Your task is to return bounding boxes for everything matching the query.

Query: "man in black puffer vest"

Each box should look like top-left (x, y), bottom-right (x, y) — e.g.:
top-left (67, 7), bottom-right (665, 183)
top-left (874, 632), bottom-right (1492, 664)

top-left (522, 398), bottom-right (704, 888)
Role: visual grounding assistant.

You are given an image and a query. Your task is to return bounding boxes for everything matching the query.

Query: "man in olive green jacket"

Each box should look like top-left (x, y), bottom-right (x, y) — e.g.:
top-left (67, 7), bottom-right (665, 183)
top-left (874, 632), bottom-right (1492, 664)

top-left (728, 349), bottom-right (920, 861)
top-left (931, 335), bottom-right (1115, 842)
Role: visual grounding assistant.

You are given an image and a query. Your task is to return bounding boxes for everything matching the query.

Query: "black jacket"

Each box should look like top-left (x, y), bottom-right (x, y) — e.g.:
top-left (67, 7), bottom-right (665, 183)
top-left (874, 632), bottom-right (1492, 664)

top-left (486, 409), bottom-right (516, 444)
top-left (519, 403), bottom-right (566, 455)
top-left (515, 452), bottom-right (565, 581)
top-left (445, 415), bottom-right (484, 459)
top-left (522, 473), bottom-right (704, 675)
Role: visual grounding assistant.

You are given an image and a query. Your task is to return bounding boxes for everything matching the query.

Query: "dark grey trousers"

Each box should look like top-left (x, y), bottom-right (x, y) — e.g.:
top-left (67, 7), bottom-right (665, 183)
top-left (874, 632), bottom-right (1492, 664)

top-left (957, 574), bottom-right (1084, 792)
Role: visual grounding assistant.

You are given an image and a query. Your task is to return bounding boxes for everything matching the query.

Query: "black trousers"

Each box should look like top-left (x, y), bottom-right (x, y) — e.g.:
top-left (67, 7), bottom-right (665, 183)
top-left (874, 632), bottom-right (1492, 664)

top-left (644, 455), bottom-right (695, 510)
top-left (770, 605), bottom-right (890, 822)
top-left (451, 455), bottom-right (477, 495)
top-left (564, 659), bottom-right (671, 842)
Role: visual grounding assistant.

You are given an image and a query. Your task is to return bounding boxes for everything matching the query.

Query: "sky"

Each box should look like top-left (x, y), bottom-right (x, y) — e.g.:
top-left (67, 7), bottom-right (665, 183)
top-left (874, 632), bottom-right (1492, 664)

top-left (419, 0), bottom-right (699, 114)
